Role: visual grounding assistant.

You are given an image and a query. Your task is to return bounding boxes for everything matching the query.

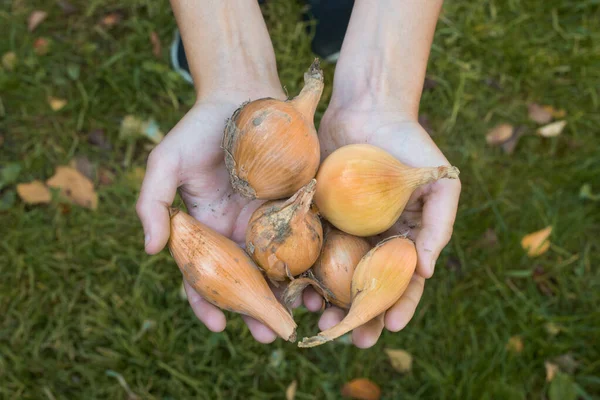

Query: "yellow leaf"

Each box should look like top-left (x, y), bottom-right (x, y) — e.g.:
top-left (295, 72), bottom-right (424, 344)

top-left (341, 378), bottom-right (381, 400)
top-left (16, 180), bottom-right (51, 204)
top-left (46, 166), bottom-right (98, 210)
top-left (521, 226), bottom-right (552, 257)
top-left (506, 336), bottom-right (523, 354)
top-left (545, 362), bottom-right (559, 382)
top-left (486, 123), bottom-right (513, 145)
top-left (28, 10), bottom-right (48, 32)
top-left (285, 380), bottom-right (297, 400)
top-left (2, 52), bottom-right (17, 71)
top-left (48, 96), bottom-right (67, 111)
top-left (527, 103), bottom-right (552, 124)
top-left (384, 349), bottom-right (413, 373)
top-left (537, 120), bottom-right (567, 138)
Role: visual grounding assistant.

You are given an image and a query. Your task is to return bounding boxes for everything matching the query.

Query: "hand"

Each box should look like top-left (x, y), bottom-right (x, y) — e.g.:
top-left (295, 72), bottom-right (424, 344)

top-left (136, 88), bottom-right (286, 343)
top-left (303, 100), bottom-right (461, 348)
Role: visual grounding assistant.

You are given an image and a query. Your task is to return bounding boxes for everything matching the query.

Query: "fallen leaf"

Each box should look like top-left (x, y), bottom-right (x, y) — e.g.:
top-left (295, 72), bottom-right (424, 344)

top-left (69, 156), bottom-right (95, 180)
top-left (544, 322), bottom-right (562, 336)
top-left (120, 115), bottom-right (164, 144)
top-left (285, 380), bottom-right (297, 400)
top-left (98, 168), bottom-right (115, 186)
top-left (0, 190), bottom-right (16, 211)
top-left (579, 184), bottom-right (600, 201)
top-left (48, 96), bottom-right (67, 111)
top-left (543, 105), bottom-right (566, 119)
top-left (341, 378), bottom-right (381, 400)
top-left (101, 13), bottom-right (122, 27)
top-left (506, 336), bottom-right (523, 354)
top-left (2, 52), bottom-right (17, 71)
top-left (500, 125), bottom-right (526, 155)
top-left (553, 354), bottom-right (579, 374)
top-left (33, 37), bottom-right (50, 55)
top-left (16, 180), bottom-right (52, 204)
top-left (28, 10), bottom-right (48, 32)
top-left (87, 129), bottom-right (111, 150)
top-left (486, 123), bottom-right (513, 146)
top-left (548, 373), bottom-right (577, 400)
top-left (56, 0), bottom-right (77, 15)
top-left (537, 120), bottom-right (567, 138)
top-left (521, 226), bottom-right (552, 257)
top-left (527, 103), bottom-right (552, 124)
top-left (46, 166), bottom-right (98, 210)
top-left (385, 349), bottom-right (413, 373)
top-left (150, 31), bottom-right (161, 58)
top-left (545, 362), bottom-right (559, 382)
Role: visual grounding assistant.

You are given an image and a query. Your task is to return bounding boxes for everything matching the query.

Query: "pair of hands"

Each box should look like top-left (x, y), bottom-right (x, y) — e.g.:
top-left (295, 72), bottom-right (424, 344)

top-left (136, 80), bottom-right (460, 348)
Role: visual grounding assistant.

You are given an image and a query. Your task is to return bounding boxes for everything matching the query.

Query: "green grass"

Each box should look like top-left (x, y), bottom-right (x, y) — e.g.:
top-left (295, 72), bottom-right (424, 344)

top-left (1, 0), bottom-right (600, 399)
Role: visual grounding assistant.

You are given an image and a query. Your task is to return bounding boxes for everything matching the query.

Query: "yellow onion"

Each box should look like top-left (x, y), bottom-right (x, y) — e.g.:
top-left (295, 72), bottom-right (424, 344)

top-left (223, 59), bottom-right (323, 200)
top-left (168, 208), bottom-right (296, 341)
top-left (314, 144), bottom-right (460, 237)
top-left (246, 179), bottom-right (323, 282)
top-left (298, 236), bottom-right (417, 347)
top-left (283, 225), bottom-right (370, 309)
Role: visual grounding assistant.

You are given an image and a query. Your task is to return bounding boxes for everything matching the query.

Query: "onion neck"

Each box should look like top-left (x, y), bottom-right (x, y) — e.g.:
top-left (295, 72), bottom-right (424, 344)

top-left (406, 165), bottom-right (460, 189)
top-left (289, 59), bottom-right (324, 121)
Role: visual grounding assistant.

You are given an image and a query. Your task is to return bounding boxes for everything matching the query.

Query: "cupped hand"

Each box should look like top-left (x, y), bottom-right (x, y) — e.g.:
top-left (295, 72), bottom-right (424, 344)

top-left (136, 89), bottom-right (286, 343)
top-left (303, 103), bottom-right (461, 348)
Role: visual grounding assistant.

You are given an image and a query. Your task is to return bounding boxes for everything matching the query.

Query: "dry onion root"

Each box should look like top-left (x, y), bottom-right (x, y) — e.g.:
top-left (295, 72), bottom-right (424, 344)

top-left (315, 144), bottom-right (460, 237)
top-left (168, 208), bottom-right (297, 342)
top-left (223, 59), bottom-right (324, 200)
top-left (283, 225), bottom-right (370, 309)
top-left (298, 236), bottom-right (417, 348)
top-left (246, 179), bottom-right (323, 283)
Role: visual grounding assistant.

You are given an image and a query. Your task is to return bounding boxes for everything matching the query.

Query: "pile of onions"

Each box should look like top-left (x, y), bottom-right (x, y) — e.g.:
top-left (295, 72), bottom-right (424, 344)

top-left (163, 60), bottom-right (460, 345)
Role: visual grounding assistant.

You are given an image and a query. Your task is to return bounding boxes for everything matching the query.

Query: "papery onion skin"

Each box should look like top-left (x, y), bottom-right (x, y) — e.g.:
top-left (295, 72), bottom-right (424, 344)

top-left (168, 208), bottom-right (297, 342)
top-left (314, 144), bottom-right (460, 237)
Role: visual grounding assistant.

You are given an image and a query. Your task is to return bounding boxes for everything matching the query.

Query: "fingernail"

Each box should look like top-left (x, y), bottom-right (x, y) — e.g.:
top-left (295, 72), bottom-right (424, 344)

top-left (144, 233), bottom-right (150, 246)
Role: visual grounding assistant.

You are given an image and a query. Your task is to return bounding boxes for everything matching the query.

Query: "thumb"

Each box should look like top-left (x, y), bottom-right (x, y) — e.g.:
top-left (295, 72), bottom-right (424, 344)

top-left (135, 149), bottom-right (179, 254)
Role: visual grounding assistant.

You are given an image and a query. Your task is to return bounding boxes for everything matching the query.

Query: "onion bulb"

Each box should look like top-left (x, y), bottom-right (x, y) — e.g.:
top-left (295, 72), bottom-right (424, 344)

top-left (246, 179), bottom-right (323, 282)
top-left (298, 236), bottom-right (417, 348)
top-left (168, 208), bottom-right (297, 342)
top-left (314, 144), bottom-right (460, 237)
top-left (283, 225), bottom-right (370, 309)
top-left (223, 59), bottom-right (323, 200)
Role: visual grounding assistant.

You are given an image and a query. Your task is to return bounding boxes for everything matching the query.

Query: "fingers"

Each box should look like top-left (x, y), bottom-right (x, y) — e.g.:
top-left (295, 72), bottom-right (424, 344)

top-left (241, 315), bottom-right (278, 344)
top-left (415, 179), bottom-right (461, 278)
top-left (136, 148), bottom-right (179, 254)
top-left (303, 286), bottom-right (324, 312)
top-left (318, 307), bottom-right (345, 331)
top-left (384, 274), bottom-right (425, 332)
top-left (352, 314), bottom-right (385, 349)
top-left (184, 280), bottom-right (226, 332)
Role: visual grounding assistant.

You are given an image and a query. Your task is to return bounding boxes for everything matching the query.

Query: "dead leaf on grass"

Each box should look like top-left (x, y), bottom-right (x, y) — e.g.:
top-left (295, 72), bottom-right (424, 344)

top-left (285, 380), bottom-right (297, 400)
top-left (16, 180), bottom-right (51, 204)
top-left (69, 156), bottom-right (95, 181)
top-left (34, 37), bottom-right (50, 55)
top-left (537, 120), bottom-right (567, 138)
top-left (543, 105), bottom-right (566, 119)
top-left (2, 52), bottom-right (17, 71)
top-left (341, 378), bottom-right (381, 400)
top-left (521, 226), bottom-right (552, 257)
top-left (545, 362), bottom-right (559, 382)
top-left (500, 125), bottom-right (526, 155)
top-left (150, 31), bottom-right (161, 58)
top-left (486, 123), bottom-right (513, 145)
top-left (28, 10), bottom-right (48, 32)
top-left (385, 349), bottom-right (413, 373)
top-left (47, 96), bottom-right (67, 111)
top-left (101, 13), bottom-right (122, 27)
top-left (527, 103), bottom-right (553, 124)
top-left (46, 166), bottom-right (98, 210)
top-left (506, 336), bottom-right (523, 354)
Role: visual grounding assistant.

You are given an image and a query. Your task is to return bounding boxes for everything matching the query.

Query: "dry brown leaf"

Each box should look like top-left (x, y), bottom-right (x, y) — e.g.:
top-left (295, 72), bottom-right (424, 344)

top-left (101, 13), bottom-right (122, 27)
top-left (537, 120), bottom-right (567, 138)
top-left (527, 103), bottom-right (553, 124)
top-left (285, 380), bottom-right (297, 400)
top-left (543, 105), bottom-right (566, 119)
top-left (486, 123), bottom-right (513, 145)
top-left (506, 336), bottom-right (523, 354)
top-left (385, 349), bottom-right (413, 373)
top-left (47, 96), bottom-right (67, 111)
top-left (545, 362), bottom-right (559, 382)
top-left (341, 378), bottom-right (381, 400)
top-left (521, 226), bottom-right (552, 257)
top-left (33, 37), bottom-right (50, 55)
top-left (16, 180), bottom-right (51, 204)
top-left (46, 166), bottom-right (98, 210)
top-left (150, 31), bottom-right (161, 58)
top-left (28, 10), bottom-right (48, 32)
top-left (2, 52), bottom-right (17, 71)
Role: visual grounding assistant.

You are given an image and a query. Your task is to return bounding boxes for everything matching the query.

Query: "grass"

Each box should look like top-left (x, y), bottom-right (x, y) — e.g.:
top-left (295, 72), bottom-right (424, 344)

top-left (1, 0), bottom-right (599, 398)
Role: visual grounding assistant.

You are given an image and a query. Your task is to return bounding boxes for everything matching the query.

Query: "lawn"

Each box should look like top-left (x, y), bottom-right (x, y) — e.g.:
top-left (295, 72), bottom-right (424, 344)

top-left (1, 0), bottom-right (599, 399)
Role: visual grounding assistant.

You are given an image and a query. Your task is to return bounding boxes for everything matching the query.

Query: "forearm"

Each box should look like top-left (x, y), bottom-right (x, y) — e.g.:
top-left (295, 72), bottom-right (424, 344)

top-left (332, 0), bottom-right (443, 119)
top-left (170, 0), bottom-right (280, 97)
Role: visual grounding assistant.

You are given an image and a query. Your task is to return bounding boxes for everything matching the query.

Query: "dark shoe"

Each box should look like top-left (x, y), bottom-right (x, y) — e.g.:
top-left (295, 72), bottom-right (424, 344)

top-left (170, 30), bottom-right (193, 84)
top-left (304, 0), bottom-right (354, 62)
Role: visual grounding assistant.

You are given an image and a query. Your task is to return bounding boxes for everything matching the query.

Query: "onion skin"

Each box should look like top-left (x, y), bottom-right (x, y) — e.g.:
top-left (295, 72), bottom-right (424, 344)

top-left (246, 179), bottom-right (323, 282)
top-left (298, 236), bottom-right (417, 348)
top-left (314, 144), bottom-right (460, 237)
top-left (223, 59), bottom-right (323, 200)
top-left (168, 208), bottom-right (297, 342)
